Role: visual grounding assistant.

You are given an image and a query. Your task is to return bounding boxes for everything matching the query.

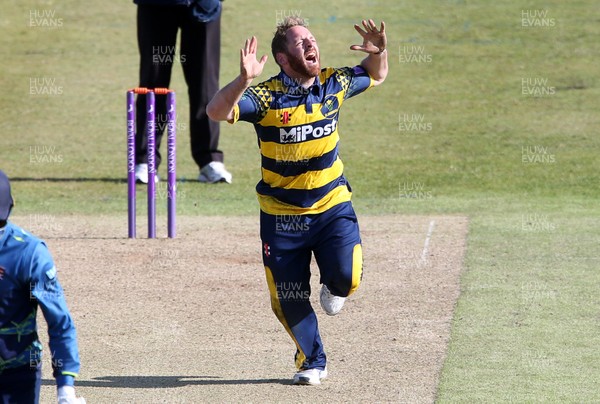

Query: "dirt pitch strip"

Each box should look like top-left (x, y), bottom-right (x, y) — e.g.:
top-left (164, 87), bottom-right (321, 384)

top-left (16, 214), bottom-right (467, 404)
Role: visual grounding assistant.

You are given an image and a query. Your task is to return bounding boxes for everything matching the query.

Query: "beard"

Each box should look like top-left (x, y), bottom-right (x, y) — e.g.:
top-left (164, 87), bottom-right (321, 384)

top-left (286, 52), bottom-right (320, 79)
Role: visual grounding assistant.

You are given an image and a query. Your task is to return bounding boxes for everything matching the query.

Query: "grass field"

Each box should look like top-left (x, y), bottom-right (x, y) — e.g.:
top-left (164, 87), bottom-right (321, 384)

top-left (1, 0), bottom-right (599, 402)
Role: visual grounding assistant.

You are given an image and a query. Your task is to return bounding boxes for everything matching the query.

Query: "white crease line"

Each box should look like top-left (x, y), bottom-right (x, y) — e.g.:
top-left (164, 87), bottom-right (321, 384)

top-left (421, 220), bottom-right (436, 265)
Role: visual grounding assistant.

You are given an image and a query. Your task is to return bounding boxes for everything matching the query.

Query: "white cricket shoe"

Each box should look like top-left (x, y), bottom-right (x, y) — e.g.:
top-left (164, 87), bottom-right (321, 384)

top-left (198, 161), bottom-right (232, 184)
top-left (320, 285), bottom-right (346, 316)
top-left (293, 367), bottom-right (328, 386)
top-left (57, 386), bottom-right (86, 404)
top-left (135, 163), bottom-right (159, 184)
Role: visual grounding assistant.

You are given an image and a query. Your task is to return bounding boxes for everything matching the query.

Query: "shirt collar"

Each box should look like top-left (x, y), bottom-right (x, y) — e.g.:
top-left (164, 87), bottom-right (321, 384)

top-left (277, 70), bottom-right (321, 95)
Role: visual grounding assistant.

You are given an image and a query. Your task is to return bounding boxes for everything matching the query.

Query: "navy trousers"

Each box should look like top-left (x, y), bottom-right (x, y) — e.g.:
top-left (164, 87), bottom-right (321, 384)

top-left (260, 202), bottom-right (363, 370)
top-left (0, 364), bottom-right (41, 404)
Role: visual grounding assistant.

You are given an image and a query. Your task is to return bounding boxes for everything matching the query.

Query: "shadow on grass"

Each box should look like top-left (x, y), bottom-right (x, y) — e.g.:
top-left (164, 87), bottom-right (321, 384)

top-left (10, 177), bottom-right (205, 184)
top-left (10, 177), bottom-right (126, 184)
top-left (42, 375), bottom-right (290, 387)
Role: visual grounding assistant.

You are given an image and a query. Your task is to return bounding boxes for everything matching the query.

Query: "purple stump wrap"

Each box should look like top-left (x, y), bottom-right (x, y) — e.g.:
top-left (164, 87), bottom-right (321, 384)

top-left (127, 91), bottom-right (136, 238)
top-left (166, 92), bottom-right (177, 238)
top-left (147, 91), bottom-right (156, 238)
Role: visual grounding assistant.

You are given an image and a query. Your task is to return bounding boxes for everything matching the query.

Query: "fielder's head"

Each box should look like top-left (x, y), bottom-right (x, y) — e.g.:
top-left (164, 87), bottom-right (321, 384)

top-left (271, 17), bottom-right (320, 79)
top-left (0, 170), bottom-right (14, 225)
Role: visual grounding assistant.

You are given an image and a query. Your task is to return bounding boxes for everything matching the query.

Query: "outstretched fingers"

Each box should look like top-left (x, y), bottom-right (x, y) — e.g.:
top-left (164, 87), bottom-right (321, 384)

top-left (249, 36), bottom-right (258, 55)
top-left (353, 19), bottom-right (384, 38)
top-left (350, 19), bottom-right (387, 53)
top-left (242, 36), bottom-right (259, 56)
top-left (363, 19), bottom-right (383, 33)
top-left (240, 36), bottom-right (267, 80)
top-left (354, 22), bottom-right (367, 37)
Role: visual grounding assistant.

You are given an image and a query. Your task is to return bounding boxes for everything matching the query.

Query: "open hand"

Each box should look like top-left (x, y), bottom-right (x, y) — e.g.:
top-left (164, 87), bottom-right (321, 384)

top-left (350, 19), bottom-right (387, 54)
top-left (240, 36), bottom-right (268, 81)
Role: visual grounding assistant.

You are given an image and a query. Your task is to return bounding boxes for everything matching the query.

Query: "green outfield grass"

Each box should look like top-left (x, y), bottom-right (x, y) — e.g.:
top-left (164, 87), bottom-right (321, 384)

top-left (1, 0), bottom-right (598, 402)
top-left (438, 212), bottom-right (600, 402)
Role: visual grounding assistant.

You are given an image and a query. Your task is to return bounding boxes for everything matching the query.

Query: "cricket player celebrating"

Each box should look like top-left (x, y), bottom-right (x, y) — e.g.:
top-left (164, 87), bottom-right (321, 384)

top-left (0, 170), bottom-right (85, 403)
top-left (207, 17), bottom-right (387, 385)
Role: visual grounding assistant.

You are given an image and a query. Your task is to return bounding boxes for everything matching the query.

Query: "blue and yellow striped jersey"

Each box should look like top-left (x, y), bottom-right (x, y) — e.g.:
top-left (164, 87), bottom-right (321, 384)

top-left (231, 66), bottom-right (373, 215)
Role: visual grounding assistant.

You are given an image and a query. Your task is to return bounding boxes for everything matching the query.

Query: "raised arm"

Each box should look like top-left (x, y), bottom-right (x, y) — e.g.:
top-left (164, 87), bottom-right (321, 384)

top-left (350, 19), bottom-right (388, 86)
top-left (207, 36), bottom-right (268, 122)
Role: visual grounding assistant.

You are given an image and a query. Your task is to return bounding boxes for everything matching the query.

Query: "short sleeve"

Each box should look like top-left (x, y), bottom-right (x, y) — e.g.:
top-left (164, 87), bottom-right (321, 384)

top-left (232, 84), bottom-right (272, 124)
top-left (336, 66), bottom-right (374, 100)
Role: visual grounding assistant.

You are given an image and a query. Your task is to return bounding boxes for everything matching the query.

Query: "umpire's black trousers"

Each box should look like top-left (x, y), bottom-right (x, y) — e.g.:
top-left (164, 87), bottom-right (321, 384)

top-left (135, 4), bottom-right (222, 169)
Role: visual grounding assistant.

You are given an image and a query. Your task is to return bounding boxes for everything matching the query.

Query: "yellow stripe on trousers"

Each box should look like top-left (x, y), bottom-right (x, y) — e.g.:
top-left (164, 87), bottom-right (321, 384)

top-left (349, 244), bottom-right (363, 295)
top-left (264, 265), bottom-right (306, 369)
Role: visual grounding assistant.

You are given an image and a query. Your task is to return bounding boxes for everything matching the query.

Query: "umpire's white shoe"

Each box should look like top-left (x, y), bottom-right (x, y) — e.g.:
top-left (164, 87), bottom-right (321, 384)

top-left (135, 163), bottom-right (159, 184)
top-left (320, 285), bottom-right (346, 316)
top-left (293, 367), bottom-right (328, 386)
top-left (198, 161), bottom-right (232, 184)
